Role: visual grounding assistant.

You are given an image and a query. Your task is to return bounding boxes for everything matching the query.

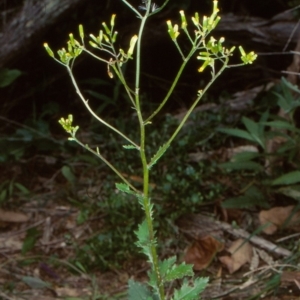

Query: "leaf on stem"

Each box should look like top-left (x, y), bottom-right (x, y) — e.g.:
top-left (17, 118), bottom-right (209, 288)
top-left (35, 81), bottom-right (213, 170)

top-left (115, 183), bottom-right (137, 195)
top-left (135, 220), bottom-right (153, 262)
top-left (148, 144), bottom-right (169, 169)
top-left (128, 279), bottom-right (155, 300)
top-left (123, 145), bottom-right (138, 150)
top-left (165, 262), bottom-right (194, 282)
top-left (171, 277), bottom-right (209, 300)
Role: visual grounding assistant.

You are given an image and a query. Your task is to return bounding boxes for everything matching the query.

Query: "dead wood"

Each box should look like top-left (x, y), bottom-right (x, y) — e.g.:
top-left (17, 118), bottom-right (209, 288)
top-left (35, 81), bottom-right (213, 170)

top-left (216, 10), bottom-right (300, 47)
top-left (0, 0), bottom-right (85, 67)
top-left (177, 214), bottom-right (292, 257)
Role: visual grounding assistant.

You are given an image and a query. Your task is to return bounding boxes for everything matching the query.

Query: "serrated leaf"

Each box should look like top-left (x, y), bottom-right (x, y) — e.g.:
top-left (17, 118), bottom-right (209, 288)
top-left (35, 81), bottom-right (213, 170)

top-left (123, 145), bottom-right (137, 149)
top-left (115, 183), bottom-right (136, 195)
top-left (128, 279), bottom-right (154, 300)
top-left (135, 220), bottom-right (153, 262)
top-left (171, 277), bottom-right (209, 300)
top-left (159, 256), bottom-right (176, 277)
top-left (22, 276), bottom-right (51, 289)
top-left (148, 144), bottom-right (169, 170)
top-left (165, 262), bottom-right (194, 282)
top-left (272, 171), bottom-right (300, 186)
top-left (135, 220), bottom-right (149, 244)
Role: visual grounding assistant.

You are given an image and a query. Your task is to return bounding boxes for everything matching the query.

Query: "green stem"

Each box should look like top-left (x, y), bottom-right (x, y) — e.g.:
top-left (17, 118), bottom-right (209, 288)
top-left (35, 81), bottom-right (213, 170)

top-left (166, 57), bottom-right (229, 147)
top-left (66, 65), bottom-right (139, 149)
top-left (145, 47), bottom-right (196, 123)
top-left (135, 3), bottom-right (165, 299)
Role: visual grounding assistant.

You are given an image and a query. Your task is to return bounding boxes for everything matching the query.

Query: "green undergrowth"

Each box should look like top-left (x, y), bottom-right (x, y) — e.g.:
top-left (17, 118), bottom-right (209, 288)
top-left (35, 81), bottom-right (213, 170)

top-left (62, 76), bottom-right (300, 274)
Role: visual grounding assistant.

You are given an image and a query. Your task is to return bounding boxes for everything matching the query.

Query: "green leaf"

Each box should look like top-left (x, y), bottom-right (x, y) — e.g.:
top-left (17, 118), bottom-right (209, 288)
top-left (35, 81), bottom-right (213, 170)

top-left (219, 161), bottom-right (263, 172)
top-left (22, 276), bottom-right (51, 289)
top-left (134, 220), bottom-right (154, 262)
top-left (232, 151), bottom-right (260, 162)
top-left (123, 145), bottom-right (137, 150)
top-left (171, 277), bottom-right (209, 300)
top-left (115, 183), bottom-right (137, 195)
top-left (135, 220), bottom-right (151, 246)
top-left (242, 117), bottom-right (265, 149)
top-left (274, 92), bottom-right (292, 113)
top-left (277, 185), bottom-right (300, 201)
top-left (272, 171), bottom-right (300, 186)
top-left (22, 228), bottom-right (40, 254)
top-left (165, 262), bottom-right (194, 282)
top-left (75, 261), bottom-right (86, 273)
top-left (159, 256), bottom-right (176, 277)
top-left (148, 144), bottom-right (169, 170)
top-left (128, 279), bottom-right (154, 300)
top-left (222, 186), bottom-right (268, 209)
top-left (217, 128), bottom-right (254, 142)
top-left (263, 120), bottom-right (296, 131)
top-left (0, 68), bottom-right (22, 88)
top-left (61, 165), bottom-right (76, 186)
top-left (14, 182), bottom-right (30, 195)
top-left (281, 76), bottom-right (300, 94)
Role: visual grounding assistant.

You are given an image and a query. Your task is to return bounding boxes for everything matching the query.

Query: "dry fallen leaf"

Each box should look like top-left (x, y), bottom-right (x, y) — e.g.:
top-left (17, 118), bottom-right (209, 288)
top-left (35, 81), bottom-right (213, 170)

top-left (0, 236), bottom-right (23, 251)
top-left (0, 209), bottom-right (29, 222)
top-left (55, 287), bottom-right (91, 297)
top-left (259, 205), bottom-right (300, 235)
top-left (281, 271), bottom-right (300, 284)
top-left (219, 238), bottom-right (253, 274)
top-left (184, 235), bottom-right (224, 270)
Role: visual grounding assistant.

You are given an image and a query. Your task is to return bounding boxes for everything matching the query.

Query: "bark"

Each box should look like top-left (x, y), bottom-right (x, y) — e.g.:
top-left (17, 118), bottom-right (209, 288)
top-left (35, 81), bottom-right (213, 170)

top-left (1, 2), bottom-right (299, 68)
top-left (0, 0), bottom-right (85, 67)
top-left (216, 13), bottom-right (300, 47)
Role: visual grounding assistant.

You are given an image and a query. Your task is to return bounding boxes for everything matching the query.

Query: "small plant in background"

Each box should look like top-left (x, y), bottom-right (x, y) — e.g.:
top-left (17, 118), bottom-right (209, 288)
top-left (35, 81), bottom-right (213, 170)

top-left (218, 76), bottom-right (300, 210)
top-left (44, 0), bottom-right (256, 298)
